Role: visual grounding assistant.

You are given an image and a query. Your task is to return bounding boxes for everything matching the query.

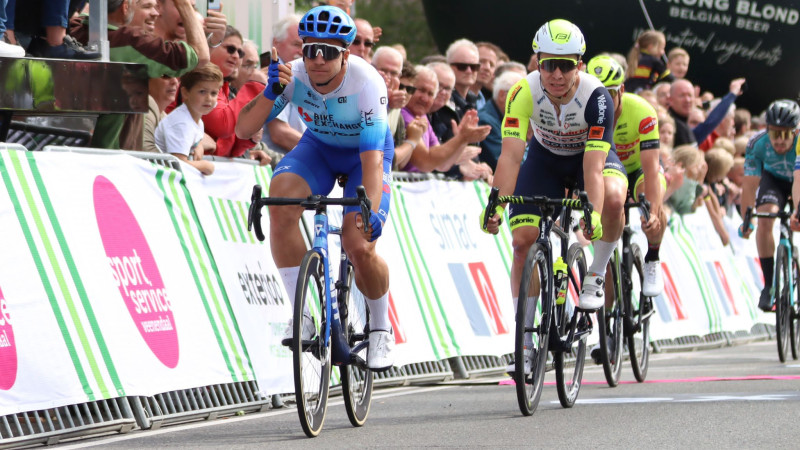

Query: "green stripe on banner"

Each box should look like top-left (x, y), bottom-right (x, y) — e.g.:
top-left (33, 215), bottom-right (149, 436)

top-left (0, 151), bottom-right (95, 400)
top-left (390, 188), bottom-right (441, 359)
top-left (10, 152), bottom-right (113, 398)
top-left (472, 181), bottom-right (511, 274)
top-left (156, 169), bottom-right (240, 380)
top-left (235, 201), bottom-right (256, 244)
top-left (209, 198), bottom-right (229, 242)
top-left (158, 168), bottom-right (255, 380)
top-left (217, 198), bottom-right (237, 243)
top-left (227, 199), bottom-right (247, 243)
top-left (396, 186), bottom-right (460, 357)
top-left (24, 152), bottom-right (124, 397)
top-left (670, 218), bottom-right (720, 332)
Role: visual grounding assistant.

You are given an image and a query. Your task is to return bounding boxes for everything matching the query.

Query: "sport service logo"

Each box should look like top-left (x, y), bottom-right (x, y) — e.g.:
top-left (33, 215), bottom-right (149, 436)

top-left (0, 286), bottom-right (17, 390)
top-left (93, 176), bottom-right (179, 368)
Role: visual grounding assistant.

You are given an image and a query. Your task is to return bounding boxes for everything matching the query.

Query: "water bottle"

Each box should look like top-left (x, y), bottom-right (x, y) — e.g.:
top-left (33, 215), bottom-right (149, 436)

top-left (554, 256), bottom-right (568, 305)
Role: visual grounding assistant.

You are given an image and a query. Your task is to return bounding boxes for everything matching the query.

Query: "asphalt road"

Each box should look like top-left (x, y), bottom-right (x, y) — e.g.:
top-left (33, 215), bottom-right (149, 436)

top-left (60, 339), bottom-right (800, 449)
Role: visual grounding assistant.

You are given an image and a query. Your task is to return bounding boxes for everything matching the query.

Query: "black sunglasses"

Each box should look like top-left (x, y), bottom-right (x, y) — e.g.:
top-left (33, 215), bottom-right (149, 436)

top-left (302, 42), bottom-right (346, 61)
top-left (353, 38), bottom-right (375, 48)
top-left (399, 83), bottom-right (417, 94)
top-left (539, 58), bottom-right (578, 73)
top-left (450, 62), bottom-right (480, 72)
top-left (223, 44), bottom-right (245, 58)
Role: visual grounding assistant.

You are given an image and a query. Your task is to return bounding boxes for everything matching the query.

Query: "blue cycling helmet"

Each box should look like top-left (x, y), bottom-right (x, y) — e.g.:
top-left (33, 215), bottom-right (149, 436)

top-left (298, 6), bottom-right (357, 47)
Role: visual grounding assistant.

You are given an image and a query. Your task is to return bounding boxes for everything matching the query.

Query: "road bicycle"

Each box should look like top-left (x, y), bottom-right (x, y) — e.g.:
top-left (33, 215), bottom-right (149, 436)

top-left (483, 187), bottom-right (594, 415)
top-left (595, 193), bottom-right (655, 386)
top-left (248, 183), bottom-right (374, 437)
top-left (742, 205), bottom-right (800, 362)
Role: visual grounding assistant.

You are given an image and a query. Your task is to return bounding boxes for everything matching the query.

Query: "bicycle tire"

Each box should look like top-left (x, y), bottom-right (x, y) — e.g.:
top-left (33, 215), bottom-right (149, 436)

top-left (776, 245), bottom-right (790, 363)
top-left (555, 243), bottom-right (587, 408)
top-left (598, 250), bottom-right (624, 387)
top-left (339, 261), bottom-right (374, 427)
top-left (791, 255), bottom-right (800, 360)
top-left (515, 243), bottom-right (551, 416)
top-left (627, 243), bottom-right (651, 382)
top-left (293, 251), bottom-right (331, 438)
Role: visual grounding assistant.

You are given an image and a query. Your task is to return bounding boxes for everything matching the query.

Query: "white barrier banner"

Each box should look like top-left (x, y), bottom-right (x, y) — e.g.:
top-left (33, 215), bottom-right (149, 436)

top-left (0, 151), bottom-right (246, 415)
top-left (182, 162), bottom-right (293, 396)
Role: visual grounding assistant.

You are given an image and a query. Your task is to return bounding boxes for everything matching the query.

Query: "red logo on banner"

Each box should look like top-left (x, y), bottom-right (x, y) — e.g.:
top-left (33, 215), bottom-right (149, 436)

top-left (468, 262), bottom-right (508, 334)
top-left (388, 292), bottom-right (405, 344)
top-left (93, 176), bottom-right (179, 368)
top-left (662, 262), bottom-right (686, 320)
top-left (713, 261), bottom-right (739, 315)
top-left (0, 286), bottom-right (17, 390)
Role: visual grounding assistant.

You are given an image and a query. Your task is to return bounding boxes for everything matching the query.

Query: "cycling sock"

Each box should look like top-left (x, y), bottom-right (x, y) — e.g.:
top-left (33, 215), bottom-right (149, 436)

top-left (367, 291), bottom-right (391, 331)
top-left (760, 257), bottom-right (774, 290)
top-left (278, 266), bottom-right (300, 309)
top-left (589, 240), bottom-right (617, 276)
top-left (645, 243), bottom-right (661, 262)
top-left (513, 297), bottom-right (538, 347)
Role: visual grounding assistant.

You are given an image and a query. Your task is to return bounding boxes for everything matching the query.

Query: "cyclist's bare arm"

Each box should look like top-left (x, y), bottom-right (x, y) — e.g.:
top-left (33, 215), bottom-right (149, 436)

top-left (235, 47), bottom-right (293, 139)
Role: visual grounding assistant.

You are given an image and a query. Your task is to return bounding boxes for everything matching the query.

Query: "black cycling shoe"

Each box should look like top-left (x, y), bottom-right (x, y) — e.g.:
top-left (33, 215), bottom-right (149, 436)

top-left (758, 287), bottom-right (773, 312)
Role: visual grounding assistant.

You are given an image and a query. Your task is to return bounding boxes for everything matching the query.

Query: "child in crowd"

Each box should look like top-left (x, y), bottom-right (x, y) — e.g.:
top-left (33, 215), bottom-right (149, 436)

top-left (666, 47), bottom-right (690, 79)
top-left (155, 64), bottom-right (222, 175)
top-left (625, 30), bottom-right (673, 93)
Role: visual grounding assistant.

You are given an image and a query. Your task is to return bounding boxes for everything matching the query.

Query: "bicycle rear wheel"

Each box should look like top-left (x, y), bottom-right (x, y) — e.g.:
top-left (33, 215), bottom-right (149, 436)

top-left (339, 261), bottom-right (374, 427)
top-left (775, 245), bottom-right (790, 363)
top-left (293, 251), bottom-right (331, 437)
top-left (627, 243), bottom-right (651, 382)
top-left (791, 254), bottom-right (800, 360)
top-left (598, 250), bottom-right (624, 387)
top-left (555, 243), bottom-right (587, 408)
top-left (515, 243), bottom-right (552, 416)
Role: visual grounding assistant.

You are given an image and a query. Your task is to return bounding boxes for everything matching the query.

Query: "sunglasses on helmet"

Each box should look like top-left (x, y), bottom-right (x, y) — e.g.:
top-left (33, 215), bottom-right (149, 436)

top-left (768, 128), bottom-right (796, 141)
top-left (302, 43), bottom-right (346, 61)
top-left (539, 58), bottom-right (578, 73)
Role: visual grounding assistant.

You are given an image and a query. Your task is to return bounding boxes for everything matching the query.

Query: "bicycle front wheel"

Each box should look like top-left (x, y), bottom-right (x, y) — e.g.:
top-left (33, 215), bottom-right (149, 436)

top-left (515, 243), bottom-right (552, 416)
top-left (627, 243), bottom-right (651, 382)
top-left (293, 251), bottom-right (331, 438)
top-left (555, 243), bottom-right (588, 408)
top-left (775, 245), bottom-right (790, 363)
top-left (598, 250), bottom-right (624, 387)
top-left (339, 261), bottom-right (374, 427)
top-left (791, 254), bottom-right (800, 360)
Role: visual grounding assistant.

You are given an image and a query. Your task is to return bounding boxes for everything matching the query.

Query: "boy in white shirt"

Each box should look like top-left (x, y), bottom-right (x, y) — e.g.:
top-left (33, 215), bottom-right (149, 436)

top-left (155, 64), bottom-right (222, 175)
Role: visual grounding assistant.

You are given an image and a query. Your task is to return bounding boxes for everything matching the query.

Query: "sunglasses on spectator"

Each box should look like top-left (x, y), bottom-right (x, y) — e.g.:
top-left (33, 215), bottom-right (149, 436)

top-left (302, 42), bottom-right (346, 61)
top-left (241, 62), bottom-right (259, 70)
top-left (223, 45), bottom-right (245, 58)
top-left (768, 128), bottom-right (795, 140)
top-left (353, 38), bottom-right (375, 48)
top-left (399, 83), bottom-right (417, 94)
top-left (539, 58), bottom-right (578, 73)
top-left (607, 87), bottom-right (620, 99)
top-left (450, 62), bottom-right (480, 72)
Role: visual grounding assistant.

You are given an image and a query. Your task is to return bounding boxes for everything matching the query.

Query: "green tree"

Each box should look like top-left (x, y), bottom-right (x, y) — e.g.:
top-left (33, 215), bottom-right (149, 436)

top-left (293, 0), bottom-right (438, 63)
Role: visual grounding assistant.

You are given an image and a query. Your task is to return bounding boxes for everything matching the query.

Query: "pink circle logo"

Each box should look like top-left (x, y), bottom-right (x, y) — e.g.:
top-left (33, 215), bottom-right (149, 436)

top-left (0, 286), bottom-right (17, 390)
top-left (93, 176), bottom-right (179, 368)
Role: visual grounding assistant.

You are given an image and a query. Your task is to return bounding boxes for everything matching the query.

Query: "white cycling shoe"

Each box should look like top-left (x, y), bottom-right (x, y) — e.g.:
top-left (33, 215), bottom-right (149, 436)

top-left (642, 260), bottom-right (664, 297)
top-left (368, 329), bottom-right (395, 371)
top-left (505, 347), bottom-right (533, 374)
top-left (281, 314), bottom-right (317, 346)
top-left (579, 273), bottom-right (605, 310)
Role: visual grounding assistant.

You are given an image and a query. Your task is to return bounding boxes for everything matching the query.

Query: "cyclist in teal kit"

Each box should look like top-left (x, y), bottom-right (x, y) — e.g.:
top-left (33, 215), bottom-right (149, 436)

top-left (236, 5), bottom-right (395, 370)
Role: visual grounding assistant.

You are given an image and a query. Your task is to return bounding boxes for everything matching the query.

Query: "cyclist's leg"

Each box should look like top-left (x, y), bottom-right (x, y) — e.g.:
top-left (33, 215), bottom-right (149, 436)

top-left (754, 172), bottom-right (788, 310)
top-left (582, 152), bottom-right (627, 308)
top-left (271, 132), bottom-right (336, 312)
top-left (633, 170), bottom-right (668, 296)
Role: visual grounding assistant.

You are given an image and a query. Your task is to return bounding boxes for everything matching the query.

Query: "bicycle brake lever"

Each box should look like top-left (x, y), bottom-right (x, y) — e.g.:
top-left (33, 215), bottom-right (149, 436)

top-left (248, 185), bottom-right (266, 242)
top-left (637, 193), bottom-right (651, 223)
top-left (579, 191), bottom-right (593, 234)
top-left (356, 185), bottom-right (372, 224)
top-left (484, 187), bottom-right (500, 230)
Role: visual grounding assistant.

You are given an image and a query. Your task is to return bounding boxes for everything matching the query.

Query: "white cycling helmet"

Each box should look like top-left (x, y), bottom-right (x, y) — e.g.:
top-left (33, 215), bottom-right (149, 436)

top-left (532, 19), bottom-right (586, 56)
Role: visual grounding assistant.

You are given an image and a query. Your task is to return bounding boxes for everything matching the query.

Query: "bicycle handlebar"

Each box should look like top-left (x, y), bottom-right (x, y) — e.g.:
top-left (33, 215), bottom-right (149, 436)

top-left (483, 187), bottom-right (595, 234)
top-left (247, 184), bottom-right (372, 242)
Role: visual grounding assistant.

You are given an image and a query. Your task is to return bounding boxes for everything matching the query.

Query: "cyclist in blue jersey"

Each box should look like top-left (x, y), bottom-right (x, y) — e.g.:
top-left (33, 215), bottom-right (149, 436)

top-left (236, 6), bottom-right (395, 370)
top-left (739, 99), bottom-right (800, 312)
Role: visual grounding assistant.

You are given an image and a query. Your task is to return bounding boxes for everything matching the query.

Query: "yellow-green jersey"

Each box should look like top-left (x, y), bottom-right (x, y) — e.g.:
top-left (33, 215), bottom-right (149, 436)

top-left (614, 92), bottom-right (660, 174)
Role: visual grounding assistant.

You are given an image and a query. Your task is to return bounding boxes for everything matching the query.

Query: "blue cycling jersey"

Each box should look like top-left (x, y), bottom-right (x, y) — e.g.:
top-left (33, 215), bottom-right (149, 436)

top-left (744, 130), bottom-right (799, 182)
top-left (267, 56), bottom-right (390, 153)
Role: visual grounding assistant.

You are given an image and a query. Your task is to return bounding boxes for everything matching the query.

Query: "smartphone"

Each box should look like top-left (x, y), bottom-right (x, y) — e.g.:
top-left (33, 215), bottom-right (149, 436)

top-left (207, 0), bottom-right (221, 11)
